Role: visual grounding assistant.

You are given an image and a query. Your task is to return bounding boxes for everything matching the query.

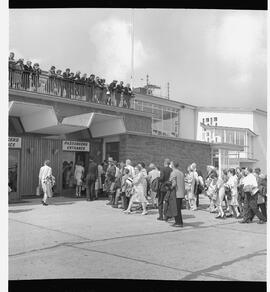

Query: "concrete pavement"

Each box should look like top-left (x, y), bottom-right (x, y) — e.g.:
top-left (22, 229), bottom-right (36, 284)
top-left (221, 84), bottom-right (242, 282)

top-left (8, 196), bottom-right (267, 281)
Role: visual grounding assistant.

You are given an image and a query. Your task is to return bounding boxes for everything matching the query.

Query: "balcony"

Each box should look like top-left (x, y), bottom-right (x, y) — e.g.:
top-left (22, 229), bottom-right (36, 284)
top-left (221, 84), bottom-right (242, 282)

top-left (8, 68), bottom-right (134, 110)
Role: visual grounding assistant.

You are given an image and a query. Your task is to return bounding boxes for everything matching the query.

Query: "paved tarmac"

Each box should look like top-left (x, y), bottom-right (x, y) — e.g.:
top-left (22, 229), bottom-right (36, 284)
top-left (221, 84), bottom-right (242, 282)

top-left (8, 195), bottom-right (267, 281)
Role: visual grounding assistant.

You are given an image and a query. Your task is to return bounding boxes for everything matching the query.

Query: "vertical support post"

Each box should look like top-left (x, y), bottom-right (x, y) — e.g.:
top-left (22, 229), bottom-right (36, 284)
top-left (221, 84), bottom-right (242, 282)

top-left (218, 148), bottom-right (222, 177)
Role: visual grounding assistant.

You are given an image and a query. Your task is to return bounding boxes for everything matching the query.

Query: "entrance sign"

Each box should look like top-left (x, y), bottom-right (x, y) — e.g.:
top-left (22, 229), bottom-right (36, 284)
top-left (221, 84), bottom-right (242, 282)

top-left (8, 137), bottom-right (22, 148)
top-left (62, 140), bottom-right (90, 152)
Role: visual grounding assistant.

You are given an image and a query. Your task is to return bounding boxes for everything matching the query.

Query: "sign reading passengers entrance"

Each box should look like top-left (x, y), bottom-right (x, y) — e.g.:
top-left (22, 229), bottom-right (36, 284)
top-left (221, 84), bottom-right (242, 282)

top-left (8, 137), bottom-right (22, 148)
top-left (62, 140), bottom-right (90, 152)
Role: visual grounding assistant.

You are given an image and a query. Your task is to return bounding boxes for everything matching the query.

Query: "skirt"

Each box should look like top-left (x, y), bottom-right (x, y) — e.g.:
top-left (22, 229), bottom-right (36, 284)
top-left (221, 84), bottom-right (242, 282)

top-left (132, 185), bottom-right (148, 203)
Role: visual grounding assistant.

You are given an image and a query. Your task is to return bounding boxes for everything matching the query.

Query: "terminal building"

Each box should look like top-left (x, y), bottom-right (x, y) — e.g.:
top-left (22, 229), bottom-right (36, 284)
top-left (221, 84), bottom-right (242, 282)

top-left (8, 73), bottom-right (211, 202)
top-left (8, 70), bottom-right (267, 202)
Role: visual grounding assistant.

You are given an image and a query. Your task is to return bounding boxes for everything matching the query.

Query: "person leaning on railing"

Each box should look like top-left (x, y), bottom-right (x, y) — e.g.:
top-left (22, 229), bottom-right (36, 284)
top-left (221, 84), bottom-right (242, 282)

top-left (12, 58), bottom-right (24, 89)
top-left (46, 66), bottom-right (57, 94)
top-left (86, 74), bottom-right (95, 102)
top-left (94, 76), bottom-right (102, 103)
top-left (123, 83), bottom-right (134, 109)
top-left (32, 63), bottom-right (42, 92)
top-left (22, 61), bottom-right (33, 90)
top-left (62, 68), bottom-right (71, 98)
top-left (115, 81), bottom-right (124, 107)
top-left (74, 71), bottom-right (81, 98)
top-left (69, 72), bottom-right (75, 98)
top-left (55, 69), bottom-right (63, 97)
top-left (80, 73), bottom-right (88, 100)
top-left (9, 52), bottom-right (16, 87)
top-left (108, 80), bottom-right (117, 106)
top-left (100, 78), bottom-right (108, 105)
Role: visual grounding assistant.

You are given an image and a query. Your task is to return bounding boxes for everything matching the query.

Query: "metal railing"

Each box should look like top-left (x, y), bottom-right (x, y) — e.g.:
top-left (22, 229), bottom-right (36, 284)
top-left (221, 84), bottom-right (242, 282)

top-left (8, 68), bottom-right (134, 109)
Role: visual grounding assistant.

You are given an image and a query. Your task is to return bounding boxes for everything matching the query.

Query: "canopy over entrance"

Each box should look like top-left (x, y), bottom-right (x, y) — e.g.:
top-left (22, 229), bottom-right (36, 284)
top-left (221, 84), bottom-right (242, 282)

top-left (9, 101), bottom-right (126, 137)
top-left (62, 112), bottom-right (126, 138)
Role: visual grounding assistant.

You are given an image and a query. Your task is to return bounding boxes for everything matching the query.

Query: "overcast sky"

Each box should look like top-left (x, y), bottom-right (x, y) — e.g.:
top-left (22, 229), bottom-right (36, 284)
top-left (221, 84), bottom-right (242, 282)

top-left (9, 9), bottom-right (267, 109)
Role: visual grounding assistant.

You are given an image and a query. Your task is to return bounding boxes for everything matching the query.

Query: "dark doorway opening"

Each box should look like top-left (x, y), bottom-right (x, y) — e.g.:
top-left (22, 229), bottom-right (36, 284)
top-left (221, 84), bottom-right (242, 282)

top-left (105, 142), bottom-right (119, 162)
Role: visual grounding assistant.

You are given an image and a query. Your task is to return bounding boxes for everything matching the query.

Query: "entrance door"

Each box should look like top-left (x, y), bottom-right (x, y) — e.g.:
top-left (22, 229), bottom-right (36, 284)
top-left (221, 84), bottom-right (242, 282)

top-left (62, 151), bottom-right (88, 196)
top-left (8, 149), bottom-right (20, 201)
top-left (105, 142), bottom-right (119, 162)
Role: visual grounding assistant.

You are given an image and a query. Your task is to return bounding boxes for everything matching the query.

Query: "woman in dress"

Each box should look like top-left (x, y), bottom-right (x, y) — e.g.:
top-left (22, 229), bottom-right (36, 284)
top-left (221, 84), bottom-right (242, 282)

top-left (74, 161), bottom-right (84, 198)
top-left (185, 165), bottom-right (196, 210)
top-left (226, 168), bottom-right (241, 218)
top-left (124, 165), bottom-right (148, 215)
top-left (205, 165), bottom-right (218, 213)
top-left (215, 169), bottom-right (228, 219)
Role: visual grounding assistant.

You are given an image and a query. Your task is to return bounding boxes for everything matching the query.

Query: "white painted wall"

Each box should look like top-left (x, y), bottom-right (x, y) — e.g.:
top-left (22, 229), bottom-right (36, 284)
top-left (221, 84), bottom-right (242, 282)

top-left (196, 111), bottom-right (254, 141)
top-left (252, 112), bottom-right (267, 173)
top-left (180, 107), bottom-right (196, 140)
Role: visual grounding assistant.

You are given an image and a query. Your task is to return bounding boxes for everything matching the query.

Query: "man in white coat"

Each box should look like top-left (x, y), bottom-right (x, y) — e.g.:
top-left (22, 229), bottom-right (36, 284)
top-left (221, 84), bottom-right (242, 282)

top-left (39, 160), bottom-right (52, 206)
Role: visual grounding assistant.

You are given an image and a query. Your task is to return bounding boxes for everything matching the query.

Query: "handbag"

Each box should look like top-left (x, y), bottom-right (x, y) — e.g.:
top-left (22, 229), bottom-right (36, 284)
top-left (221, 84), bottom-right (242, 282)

top-left (36, 184), bottom-right (42, 196)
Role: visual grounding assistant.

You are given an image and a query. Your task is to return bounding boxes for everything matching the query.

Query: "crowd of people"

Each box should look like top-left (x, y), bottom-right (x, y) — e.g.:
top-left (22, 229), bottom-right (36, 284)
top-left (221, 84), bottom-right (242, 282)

top-left (8, 52), bottom-right (135, 108)
top-left (38, 156), bottom-right (267, 227)
top-left (204, 165), bottom-right (267, 224)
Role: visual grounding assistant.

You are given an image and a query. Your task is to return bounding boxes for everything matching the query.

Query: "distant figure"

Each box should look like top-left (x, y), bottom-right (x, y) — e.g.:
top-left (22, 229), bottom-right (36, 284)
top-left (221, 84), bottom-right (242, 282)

top-left (74, 161), bottom-right (85, 198)
top-left (157, 158), bottom-right (172, 220)
top-left (86, 157), bottom-right (98, 201)
top-left (39, 160), bottom-right (55, 206)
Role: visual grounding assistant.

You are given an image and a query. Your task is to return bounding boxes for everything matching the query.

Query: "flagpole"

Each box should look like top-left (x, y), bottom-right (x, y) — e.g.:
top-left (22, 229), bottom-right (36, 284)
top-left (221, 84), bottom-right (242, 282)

top-left (131, 9), bottom-right (135, 89)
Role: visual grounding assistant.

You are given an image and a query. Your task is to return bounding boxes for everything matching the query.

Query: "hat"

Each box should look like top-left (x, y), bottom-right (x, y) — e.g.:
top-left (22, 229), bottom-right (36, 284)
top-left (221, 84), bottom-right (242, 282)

top-left (56, 69), bottom-right (62, 73)
top-left (66, 68), bottom-right (70, 71)
top-left (34, 63), bottom-right (39, 66)
top-left (51, 66), bottom-right (55, 69)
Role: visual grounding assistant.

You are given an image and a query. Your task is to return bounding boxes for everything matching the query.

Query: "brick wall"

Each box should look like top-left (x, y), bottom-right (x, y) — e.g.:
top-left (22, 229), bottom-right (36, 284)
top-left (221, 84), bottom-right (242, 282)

top-left (119, 133), bottom-right (211, 177)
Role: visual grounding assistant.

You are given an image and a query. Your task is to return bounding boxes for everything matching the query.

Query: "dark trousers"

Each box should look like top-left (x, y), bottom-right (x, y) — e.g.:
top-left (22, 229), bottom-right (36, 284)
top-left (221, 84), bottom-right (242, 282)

top-left (158, 191), bottom-right (166, 219)
top-left (196, 192), bottom-right (200, 208)
top-left (258, 203), bottom-right (267, 220)
top-left (123, 193), bottom-right (130, 210)
top-left (86, 180), bottom-right (95, 200)
top-left (237, 193), bottom-right (245, 216)
top-left (243, 192), bottom-right (266, 222)
top-left (175, 198), bottom-right (183, 225)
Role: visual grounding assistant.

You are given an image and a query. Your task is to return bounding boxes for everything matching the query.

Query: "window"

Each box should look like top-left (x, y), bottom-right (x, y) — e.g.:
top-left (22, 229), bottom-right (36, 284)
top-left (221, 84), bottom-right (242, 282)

top-left (202, 118), bottom-right (205, 124)
top-left (214, 117), bottom-right (217, 121)
top-left (215, 122), bottom-right (217, 126)
top-left (206, 118), bottom-right (209, 122)
top-left (210, 118), bottom-right (213, 125)
top-left (215, 137), bottom-right (218, 143)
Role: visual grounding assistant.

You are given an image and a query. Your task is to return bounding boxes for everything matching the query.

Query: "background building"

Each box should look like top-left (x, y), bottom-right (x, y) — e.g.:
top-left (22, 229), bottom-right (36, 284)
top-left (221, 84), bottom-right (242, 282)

top-left (196, 108), bottom-right (267, 174)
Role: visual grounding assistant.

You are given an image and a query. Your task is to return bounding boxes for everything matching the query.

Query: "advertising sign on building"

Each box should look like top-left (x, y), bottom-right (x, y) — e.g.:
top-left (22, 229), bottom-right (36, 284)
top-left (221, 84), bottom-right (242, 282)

top-left (62, 140), bottom-right (90, 152)
top-left (8, 137), bottom-right (22, 148)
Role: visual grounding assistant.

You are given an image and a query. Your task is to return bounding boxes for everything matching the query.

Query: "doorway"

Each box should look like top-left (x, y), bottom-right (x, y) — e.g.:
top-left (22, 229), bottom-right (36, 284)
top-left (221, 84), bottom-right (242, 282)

top-left (62, 151), bottom-right (88, 196)
top-left (105, 142), bottom-right (119, 162)
top-left (8, 149), bottom-right (20, 201)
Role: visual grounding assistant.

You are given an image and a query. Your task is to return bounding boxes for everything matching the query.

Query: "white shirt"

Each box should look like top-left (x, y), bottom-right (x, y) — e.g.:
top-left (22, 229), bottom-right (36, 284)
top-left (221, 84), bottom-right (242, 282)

top-left (39, 165), bottom-right (52, 182)
top-left (125, 165), bottom-right (135, 178)
top-left (148, 169), bottom-right (160, 184)
top-left (242, 173), bottom-right (258, 194)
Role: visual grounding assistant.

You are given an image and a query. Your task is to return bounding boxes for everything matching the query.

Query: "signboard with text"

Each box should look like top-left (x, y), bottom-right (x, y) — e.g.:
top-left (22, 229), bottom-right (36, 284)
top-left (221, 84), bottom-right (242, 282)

top-left (8, 137), bottom-right (22, 149)
top-left (62, 140), bottom-right (90, 152)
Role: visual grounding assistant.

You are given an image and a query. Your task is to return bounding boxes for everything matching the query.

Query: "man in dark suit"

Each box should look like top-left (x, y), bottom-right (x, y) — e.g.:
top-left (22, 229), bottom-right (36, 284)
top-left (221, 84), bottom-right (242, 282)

top-left (86, 157), bottom-right (98, 201)
top-left (157, 158), bottom-right (172, 220)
